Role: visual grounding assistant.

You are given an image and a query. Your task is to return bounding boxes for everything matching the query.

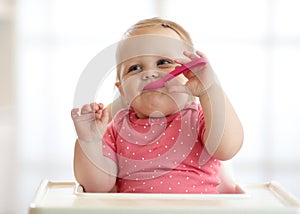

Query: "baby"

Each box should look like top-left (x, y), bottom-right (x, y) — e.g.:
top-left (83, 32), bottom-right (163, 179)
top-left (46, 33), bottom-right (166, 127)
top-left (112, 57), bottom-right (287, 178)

top-left (71, 18), bottom-right (243, 193)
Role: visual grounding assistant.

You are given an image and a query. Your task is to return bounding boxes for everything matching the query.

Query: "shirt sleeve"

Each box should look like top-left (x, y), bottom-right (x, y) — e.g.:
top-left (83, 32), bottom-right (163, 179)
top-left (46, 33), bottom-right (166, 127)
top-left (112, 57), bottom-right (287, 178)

top-left (102, 123), bottom-right (118, 163)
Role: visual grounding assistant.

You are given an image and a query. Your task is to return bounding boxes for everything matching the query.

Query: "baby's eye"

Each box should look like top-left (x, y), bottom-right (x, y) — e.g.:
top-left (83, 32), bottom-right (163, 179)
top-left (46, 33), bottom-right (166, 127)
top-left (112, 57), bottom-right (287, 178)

top-left (128, 64), bottom-right (142, 72)
top-left (157, 59), bottom-right (172, 66)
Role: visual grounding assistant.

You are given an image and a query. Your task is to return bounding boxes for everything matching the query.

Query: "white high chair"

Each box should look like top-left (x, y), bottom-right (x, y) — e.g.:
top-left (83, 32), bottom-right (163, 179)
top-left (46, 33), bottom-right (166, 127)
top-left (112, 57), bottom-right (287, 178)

top-left (29, 98), bottom-right (300, 213)
top-left (29, 179), bottom-right (299, 213)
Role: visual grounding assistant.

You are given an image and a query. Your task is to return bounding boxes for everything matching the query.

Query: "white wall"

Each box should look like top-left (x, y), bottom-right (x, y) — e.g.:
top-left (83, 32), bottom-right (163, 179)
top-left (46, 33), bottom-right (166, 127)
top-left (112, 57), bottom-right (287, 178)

top-left (1, 0), bottom-right (300, 213)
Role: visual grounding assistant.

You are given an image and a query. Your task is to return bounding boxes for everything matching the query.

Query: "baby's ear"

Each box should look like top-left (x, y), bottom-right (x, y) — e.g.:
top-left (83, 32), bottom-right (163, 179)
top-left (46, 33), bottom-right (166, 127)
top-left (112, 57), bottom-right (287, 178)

top-left (115, 82), bottom-right (124, 96)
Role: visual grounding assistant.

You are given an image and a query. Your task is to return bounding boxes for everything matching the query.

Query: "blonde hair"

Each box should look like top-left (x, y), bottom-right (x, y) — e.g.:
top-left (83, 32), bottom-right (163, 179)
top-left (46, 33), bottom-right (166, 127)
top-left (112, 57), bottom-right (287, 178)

top-left (124, 17), bottom-right (193, 46)
top-left (116, 17), bottom-right (194, 80)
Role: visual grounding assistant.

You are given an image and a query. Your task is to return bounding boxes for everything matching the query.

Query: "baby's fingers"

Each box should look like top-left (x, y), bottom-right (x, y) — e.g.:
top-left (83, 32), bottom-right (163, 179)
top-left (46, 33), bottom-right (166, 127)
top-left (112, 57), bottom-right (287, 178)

top-left (167, 85), bottom-right (191, 95)
top-left (175, 50), bottom-right (206, 65)
top-left (71, 108), bottom-right (95, 122)
top-left (95, 108), bottom-right (108, 120)
top-left (100, 108), bottom-right (109, 125)
top-left (174, 58), bottom-right (189, 65)
top-left (195, 50), bottom-right (207, 59)
top-left (81, 102), bottom-right (101, 114)
top-left (81, 103), bottom-right (93, 114)
top-left (71, 108), bottom-right (79, 119)
top-left (183, 50), bottom-right (198, 60)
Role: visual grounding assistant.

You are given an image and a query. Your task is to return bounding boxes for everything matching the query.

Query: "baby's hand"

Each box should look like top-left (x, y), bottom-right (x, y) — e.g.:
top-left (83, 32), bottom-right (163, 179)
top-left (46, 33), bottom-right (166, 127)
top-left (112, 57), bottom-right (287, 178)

top-left (71, 103), bottom-right (109, 143)
top-left (170, 50), bottom-right (217, 97)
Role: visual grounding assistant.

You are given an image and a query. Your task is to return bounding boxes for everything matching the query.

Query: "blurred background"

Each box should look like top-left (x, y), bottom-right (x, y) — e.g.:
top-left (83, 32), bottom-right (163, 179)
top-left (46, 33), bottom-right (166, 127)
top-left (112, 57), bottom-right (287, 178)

top-left (1, 0), bottom-right (300, 213)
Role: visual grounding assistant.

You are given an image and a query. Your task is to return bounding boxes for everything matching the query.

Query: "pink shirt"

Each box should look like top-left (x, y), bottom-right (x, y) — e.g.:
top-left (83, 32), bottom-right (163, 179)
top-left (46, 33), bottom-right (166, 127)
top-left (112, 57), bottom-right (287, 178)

top-left (102, 103), bottom-right (220, 193)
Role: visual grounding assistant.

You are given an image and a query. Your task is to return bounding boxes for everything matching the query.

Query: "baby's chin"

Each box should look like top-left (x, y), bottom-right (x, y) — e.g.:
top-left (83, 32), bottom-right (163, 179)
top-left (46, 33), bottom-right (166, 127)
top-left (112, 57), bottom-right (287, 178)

top-left (130, 93), bottom-right (187, 118)
top-left (141, 89), bottom-right (176, 103)
top-left (134, 106), bottom-right (180, 119)
top-left (141, 86), bottom-right (167, 94)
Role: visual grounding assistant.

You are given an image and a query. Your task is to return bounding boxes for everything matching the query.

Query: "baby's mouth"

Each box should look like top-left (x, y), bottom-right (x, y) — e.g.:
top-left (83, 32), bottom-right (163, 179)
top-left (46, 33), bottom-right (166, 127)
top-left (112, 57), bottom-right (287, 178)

top-left (142, 87), bottom-right (165, 93)
top-left (141, 84), bottom-right (168, 94)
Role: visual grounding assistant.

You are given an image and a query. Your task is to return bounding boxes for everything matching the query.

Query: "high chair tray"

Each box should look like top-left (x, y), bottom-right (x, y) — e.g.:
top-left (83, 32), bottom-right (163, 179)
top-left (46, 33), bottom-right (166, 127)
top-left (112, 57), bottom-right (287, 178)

top-left (29, 180), bottom-right (300, 214)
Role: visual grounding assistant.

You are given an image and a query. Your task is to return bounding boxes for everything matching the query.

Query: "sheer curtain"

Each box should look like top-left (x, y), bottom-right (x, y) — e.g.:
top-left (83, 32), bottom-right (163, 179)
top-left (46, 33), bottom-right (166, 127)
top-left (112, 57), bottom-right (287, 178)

top-left (12, 0), bottom-right (300, 213)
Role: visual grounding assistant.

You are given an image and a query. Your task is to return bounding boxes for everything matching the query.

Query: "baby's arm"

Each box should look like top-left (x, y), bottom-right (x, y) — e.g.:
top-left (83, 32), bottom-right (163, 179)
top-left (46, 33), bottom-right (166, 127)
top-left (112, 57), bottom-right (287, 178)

top-left (199, 82), bottom-right (243, 160)
top-left (172, 51), bottom-right (243, 160)
top-left (71, 103), bottom-right (117, 192)
top-left (73, 140), bottom-right (117, 192)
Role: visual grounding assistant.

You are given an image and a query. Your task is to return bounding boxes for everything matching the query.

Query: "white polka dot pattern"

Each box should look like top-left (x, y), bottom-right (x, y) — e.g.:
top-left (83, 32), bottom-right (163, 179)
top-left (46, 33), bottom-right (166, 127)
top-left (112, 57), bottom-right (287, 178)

top-left (102, 103), bottom-right (220, 193)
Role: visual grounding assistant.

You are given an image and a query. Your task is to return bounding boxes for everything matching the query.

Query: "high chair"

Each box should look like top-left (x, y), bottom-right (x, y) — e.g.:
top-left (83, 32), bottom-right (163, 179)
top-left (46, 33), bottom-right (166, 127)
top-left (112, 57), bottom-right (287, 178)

top-left (29, 176), bottom-right (300, 213)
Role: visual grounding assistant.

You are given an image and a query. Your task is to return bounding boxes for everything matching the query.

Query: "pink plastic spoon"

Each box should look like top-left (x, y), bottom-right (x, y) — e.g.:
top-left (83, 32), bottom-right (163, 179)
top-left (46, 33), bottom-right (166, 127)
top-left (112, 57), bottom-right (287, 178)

top-left (143, 58), bottom-right (206, 90)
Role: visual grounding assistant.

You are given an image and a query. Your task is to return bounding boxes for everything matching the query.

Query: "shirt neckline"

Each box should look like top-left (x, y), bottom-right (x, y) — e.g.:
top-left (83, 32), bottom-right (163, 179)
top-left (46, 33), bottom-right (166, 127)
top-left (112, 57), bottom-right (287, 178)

top-left (128, 102), bottom-right (198, 126)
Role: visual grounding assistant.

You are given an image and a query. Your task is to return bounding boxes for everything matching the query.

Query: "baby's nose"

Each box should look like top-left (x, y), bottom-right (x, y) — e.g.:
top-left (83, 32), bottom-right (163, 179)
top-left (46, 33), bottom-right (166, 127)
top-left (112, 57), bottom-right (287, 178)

top-left (141, 71), bottom-right (160, 80)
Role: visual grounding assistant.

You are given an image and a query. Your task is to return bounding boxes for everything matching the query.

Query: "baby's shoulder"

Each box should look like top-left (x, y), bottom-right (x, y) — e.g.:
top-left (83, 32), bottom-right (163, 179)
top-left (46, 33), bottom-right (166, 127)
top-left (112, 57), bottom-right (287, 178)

top-left (113, 108), bottom-right (130, 121)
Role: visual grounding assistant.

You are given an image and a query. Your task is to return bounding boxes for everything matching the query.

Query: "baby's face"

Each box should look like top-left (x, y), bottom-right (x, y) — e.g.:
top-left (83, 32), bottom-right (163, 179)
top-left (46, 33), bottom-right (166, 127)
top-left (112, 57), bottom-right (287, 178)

top-left (115, 27), bottom-right (194, 118)
top-left (117, 55), bottom-right (191, 118)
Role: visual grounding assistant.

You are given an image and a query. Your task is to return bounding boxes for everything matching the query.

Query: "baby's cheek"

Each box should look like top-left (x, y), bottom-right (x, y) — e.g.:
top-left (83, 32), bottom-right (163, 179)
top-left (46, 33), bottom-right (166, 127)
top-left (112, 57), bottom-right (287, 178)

top-left (121, 77), bottom-right (142, 103)
top-left (123, 87), bottom-right (139, 105)
top-left (171, 92), bottom-right (191, 107)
